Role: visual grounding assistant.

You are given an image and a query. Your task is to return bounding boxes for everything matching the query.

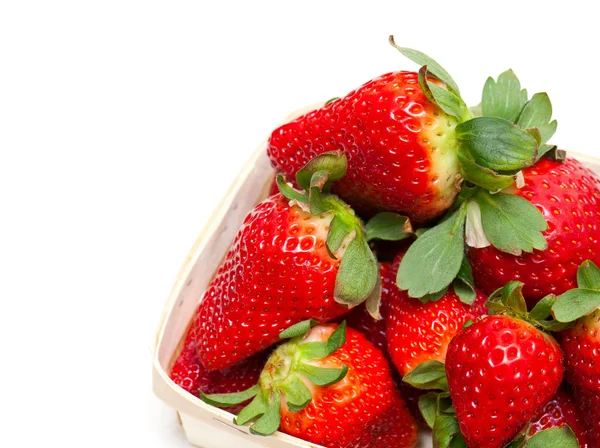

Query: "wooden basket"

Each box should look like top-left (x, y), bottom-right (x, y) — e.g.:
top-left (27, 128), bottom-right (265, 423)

top-left (152, 124), bottom-right (600, 448)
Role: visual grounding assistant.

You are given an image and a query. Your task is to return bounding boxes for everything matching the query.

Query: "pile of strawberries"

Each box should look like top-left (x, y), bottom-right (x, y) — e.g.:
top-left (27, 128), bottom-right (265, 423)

top-left (169, 37), bottom-right (600, 448)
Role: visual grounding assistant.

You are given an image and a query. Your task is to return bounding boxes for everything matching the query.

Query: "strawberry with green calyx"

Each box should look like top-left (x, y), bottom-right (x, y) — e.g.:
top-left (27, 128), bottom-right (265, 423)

top-left (551, 260), bottom-right (600, 444)
top-left (194, 151), bottom-right (411, 370)
top-left (200, 321), bottom-right (418, 448)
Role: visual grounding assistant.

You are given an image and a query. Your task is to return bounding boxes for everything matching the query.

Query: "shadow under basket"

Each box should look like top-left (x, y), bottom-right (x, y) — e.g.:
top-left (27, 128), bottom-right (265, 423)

top-left (152, 141), bottom-right (600, 448)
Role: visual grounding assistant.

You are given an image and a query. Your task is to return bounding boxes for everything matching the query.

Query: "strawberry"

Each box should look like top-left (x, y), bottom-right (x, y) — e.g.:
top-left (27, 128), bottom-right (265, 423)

top-left (199, 321), bottom-right (418, 448)
top-left (169, 322), bottom-right (268, 414)
top-left (194, 153), bottom-right (384, 370)
top-left (443, 283), bottom-right (565, 448)
top-left (552, 260), bottom-right (600, 445)
top-left (469, 157), bottom-right (600, 305)
top-left (527, 388), bottom-right (590, 448)
top-left (385, 251), bottom-right (487, 377)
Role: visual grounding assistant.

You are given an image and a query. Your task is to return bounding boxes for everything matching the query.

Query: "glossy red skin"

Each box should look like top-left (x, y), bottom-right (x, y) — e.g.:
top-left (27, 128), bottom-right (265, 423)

top-left (469, 158), bottom-right (600, 306)
top-left (528, 389), bottom-right (590, 448)
top-left (280, 325), bottom-right (418, 448)
top-left (267, 71), bottom-right (460, 224)
top-left (195, 194), bottom-right (348, 370)
top-left (169, 323), bottom-right (268, 414)
top-left (560, 308), bottom-right (600, 445)
top-left (385, 253), bottom-right (487, 376)
top-left (446, 316), bottom-right (564, 448)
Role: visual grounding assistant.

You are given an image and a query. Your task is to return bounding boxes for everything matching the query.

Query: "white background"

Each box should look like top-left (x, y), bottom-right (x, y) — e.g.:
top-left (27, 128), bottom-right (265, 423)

top-left (1, 1), bottom-right (599, 447)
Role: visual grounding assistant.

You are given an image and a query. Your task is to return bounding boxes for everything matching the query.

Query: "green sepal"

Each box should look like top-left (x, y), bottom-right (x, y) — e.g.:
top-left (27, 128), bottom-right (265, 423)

top-left (276, 174), bottom-right (307, 203)
top-left (235, 392), bottom-right (268, 425)
top-left (485, 281), bottom-right (527, 317)
top-left (280, 375), bottom-right (313, 412)
top-left (541, 145), bottom-right (567, 162)
top-left (456, 116), bottom-right (539, 172)
top-left (299, 321), bottom-right (347, 359)
top-left (526, 426), bottom-right (578, 448)
top-left (365, 212), bottom-right (413, 242)
top-left (389, 35), bottom-right (460, 94)
top-left (449, 433), bottom-right (468, 448)
top-left (402, 360), bottom-right (449, 391)
top-left (199, 385), bottom-right (260, 408)
top-left (420, 286), bottom-right (449, 304)
top-left (365, 271), bottom-right (383, 320)
top-left (481, 70), bottom-right (528, 123)
top-left (577, 260), bottom-right (600, 290)
top-left (334, 234), bottom-right (379, 306)
top-left (295, 151), bottom-right (347, 193)
top-left (551, 288), bottom-right (600, 322)
top-left (453, 257), bottom-right (477, 305)
top-left (418, 65), bottom-right (469, 120)
top-left (398, 201), bottom-right (467, 298)
top-left (433, 414), bottom-right (461, 448)
top-left (457, 147), bottom-right (516, 192)
top-left (326, 214), bottom-right (353, 258)
top-left (529, 294), bottom-right (557, 321)
top-left (462, 319), bottom-right (474, 329)
top-left (473, 189), bottom-right (547, 256)
top-left (326, 321), bottom-right (347, 355)
top-left (526, 127), bottom-right (542, 147)
top-left (517, 92), bottom-right (557, 145)
top-left (248, 390), bottom-right (281, 436)
top-left (279, 319), bottom-right (319, 340)
top-left (325, 96), bottom-right (340, 105)
top-left (298, 363), bottom-right (348, 387)
top-left (418, 392), bottom-right (439, 429)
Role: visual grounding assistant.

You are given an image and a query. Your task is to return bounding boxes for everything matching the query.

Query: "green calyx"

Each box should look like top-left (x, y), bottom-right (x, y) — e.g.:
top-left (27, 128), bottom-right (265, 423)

top-left (199, 321), bottom-right (348, 436)
top-left (551, 260), bottom-right (600, 323)
top-left (277, 152), bottom-right (412, 310)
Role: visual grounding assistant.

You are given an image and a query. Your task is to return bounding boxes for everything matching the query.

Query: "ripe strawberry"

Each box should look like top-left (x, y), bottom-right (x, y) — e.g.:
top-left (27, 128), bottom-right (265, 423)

top-left (195, 153), bottom-right (380, 370)
top-left (384, 252), bottom-right (487, 376)
top-left (267, 69), bottom-right (464, 224)
top-left (468, 157), bottom-right (600, 305)
top-left (200, 322), bottom-right (418, 448)
top-left (446, 314), bottom-right (564, 448)
top-left (170, 323), bottom-right (268, 414)
top-left (527, 388), bottom-right (590, 448)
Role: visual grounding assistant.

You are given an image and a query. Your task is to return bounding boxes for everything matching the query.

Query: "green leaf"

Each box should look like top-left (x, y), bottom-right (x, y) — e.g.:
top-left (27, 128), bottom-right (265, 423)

top-left (453, 257), bottom-right (477, 305)
top-left (398, 203), bottom-right (467, 298)
top-left (389, 35), bottom-right (460, 94)
top-left (474, 190), bottom-right (547, 256)
top-left (456, 117), bottom-right (539, 172)
top-left (326, 321), bottom-right (347, 355)
top-left (449, 433), bottom-right (468, 448)
top-left (433, 414), bottom-right (461, 448)
top-left (299, 363), bottom-right (348, 387)
top-left (281, 375), bottom-right (313, 412)
top-left (577, 260), bottom-right (600, 290)
top-left (249, 390), bottom-right (281, 436)
top-left (529, 294), bottom-right (557, 321)
top-left (279, 320), bottom-right (318, 340)
top-left (334, 235), bottom-right (378, 305)
top-left (526, 426), bottom-right (578, 448)
top-left (418, 392), bottom-right (439, 429)
top-left (199, 385), bottom-right (260, 408)
top-left (365, 212), bottom-right (413, 242)
top-left (402, 361), bottom-right (449, 391)
top-left (552, 288), bottom-right (600, 322)
top-left (481, 70), bottom-right (528, 123)
top-left (296, 151), bottom-right (347, 192)
top-left (276, 174), bottom-right (307, 202)
top-left (517, 93), bottom-right (557, 145)
top-left (235, 392), bottom-right (268, 425)
top-left (457, 146), bottom-right (516, 192)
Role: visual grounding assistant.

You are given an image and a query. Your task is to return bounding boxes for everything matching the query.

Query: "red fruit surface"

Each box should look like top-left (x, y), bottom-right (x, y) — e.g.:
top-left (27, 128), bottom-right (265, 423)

top-left (195, 194), bottom-right (348, 370)
top-left (267, 71), bottom-right (462, 224)
top-left (169, 323), bottom-right (268, 414)
top-left (560, 308), bottom-right (600, 444)
top-left (528, 389), bottom-right (590, 448)
top-left (469, 157), bottom-right (600, 305)
top-left (385, 253), bottom-right (487, 376)
top-left (279, 325), bottom-right (418, 448)
top-left (446, 316), bottom-right (564, 448)
top-left (268, 174), bottom-right (279, 196)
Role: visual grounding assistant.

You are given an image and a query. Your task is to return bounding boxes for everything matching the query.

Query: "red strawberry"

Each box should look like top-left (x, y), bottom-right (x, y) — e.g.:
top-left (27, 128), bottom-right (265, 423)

top-left (385, 252), bottom-right (487, 376)
top-left (195, 153), bottom-right (380, 370)
top-left (170, 323), bottom-right (268, 414)
top-left (267, 70), bottom-right (463, 224)
top-left (200, 322), bottom-right (418, 448)
top-left (527, 388), bottom-right (590, 448)
top-left (446, 314), bottom-right (564, 448)
top-left (469, 157), bottom-right (600, 305)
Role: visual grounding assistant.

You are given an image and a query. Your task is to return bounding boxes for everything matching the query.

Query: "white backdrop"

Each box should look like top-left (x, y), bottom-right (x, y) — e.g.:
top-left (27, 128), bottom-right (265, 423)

top-left (1, 1), bottom-right (598, 446)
